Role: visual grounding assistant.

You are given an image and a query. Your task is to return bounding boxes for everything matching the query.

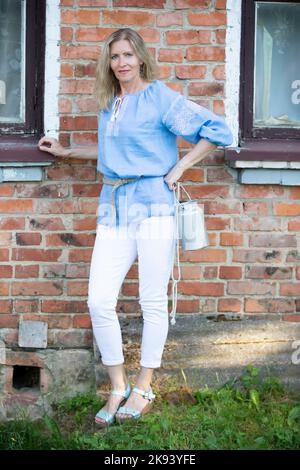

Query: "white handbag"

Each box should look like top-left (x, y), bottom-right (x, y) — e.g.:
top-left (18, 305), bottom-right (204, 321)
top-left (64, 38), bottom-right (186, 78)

top-left (170, 182), bottom-right (209, 325)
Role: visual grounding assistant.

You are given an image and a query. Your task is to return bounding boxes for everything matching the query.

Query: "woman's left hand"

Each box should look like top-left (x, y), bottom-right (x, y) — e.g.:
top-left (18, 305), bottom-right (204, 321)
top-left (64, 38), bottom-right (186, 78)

top-left (164, 165), bottom-right (185, 191)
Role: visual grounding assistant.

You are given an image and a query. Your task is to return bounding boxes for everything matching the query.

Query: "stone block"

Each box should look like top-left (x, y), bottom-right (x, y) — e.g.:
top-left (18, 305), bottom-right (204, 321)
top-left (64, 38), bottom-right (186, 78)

top-left (18, 320), bottom-right (48, 349)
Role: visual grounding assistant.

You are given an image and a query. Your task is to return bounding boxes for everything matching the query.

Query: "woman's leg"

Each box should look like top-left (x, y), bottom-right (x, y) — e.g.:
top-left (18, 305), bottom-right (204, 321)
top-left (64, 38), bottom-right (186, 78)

top-left (116, 216), bottom-right (175, 419)
top-left (88, 223), bottom-right (137, 423)
top-left (88, 223), bottom-right (137, 367)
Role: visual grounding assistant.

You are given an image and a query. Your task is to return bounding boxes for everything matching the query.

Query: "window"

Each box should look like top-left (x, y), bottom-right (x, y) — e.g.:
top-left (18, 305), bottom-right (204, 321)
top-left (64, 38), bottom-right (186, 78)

top-left (226, 0), bottom-right (300, 166)
top-left (0, 0), bottom-right (48, 162)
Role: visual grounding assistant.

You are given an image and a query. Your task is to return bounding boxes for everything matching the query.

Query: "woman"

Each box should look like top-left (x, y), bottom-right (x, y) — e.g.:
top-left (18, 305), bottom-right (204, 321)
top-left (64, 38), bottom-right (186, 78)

top-left (38, 28), bottom-right (232, 427)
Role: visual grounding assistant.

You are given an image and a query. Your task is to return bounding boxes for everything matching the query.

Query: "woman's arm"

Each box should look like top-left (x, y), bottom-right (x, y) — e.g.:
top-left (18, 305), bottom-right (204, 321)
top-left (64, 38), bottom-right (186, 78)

top-left (38, 136), bottom-right (98, 160)
top-left (164, 138), bottom-right (217, 190)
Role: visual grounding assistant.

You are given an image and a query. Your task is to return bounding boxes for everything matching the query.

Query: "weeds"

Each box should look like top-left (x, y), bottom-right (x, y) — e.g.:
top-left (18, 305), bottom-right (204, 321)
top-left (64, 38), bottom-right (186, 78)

top-left (0, 366), bottom-right (299, 450)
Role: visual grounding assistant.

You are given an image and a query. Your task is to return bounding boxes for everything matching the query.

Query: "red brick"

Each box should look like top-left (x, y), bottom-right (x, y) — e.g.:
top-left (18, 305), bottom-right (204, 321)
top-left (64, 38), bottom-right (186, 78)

top-left (245, 298), bottom-right (295, 313)
top-left (41, 300), bottom-right (87, 313)
top-left (0, 218), bottom-right (25, 230)
top-left (186, 46), bottom-right (225, 61)
top-left (60, 45), bottom-right (100, 60)
top-left (0, 315), bottom-right (18, 328)
top-left (16, 233), bottom-right (42, 246)
top-left (218, 298), bottom-right (241, 312)
top-left (179, 282), bottom-right (224, 296)
top-left (72, 183), bottom-right (100, 197)
top-left (166, 30), bottom-right (211, 45)
top-left (184, 185), bottom-right (229, 199)
top-left (14, 300), bottom-right (39, 313)
top-left (69, 249), bottom-right (93, 262)
top-left (213, 100), bottom-right (225, 115)
top-left (228, 282), bottom-right (276, 295)
top-left (158, 48), bottom-right (184, 63)
top-left (239, 185), bottom-right (284, 198)
top-left (0, 184), bottom-right (14, 197)
top-left (0, 249), bottom-right (10, 261)
top-left (15, 265), bottom-right (39, 278)
top-left (47, 166), bottom-right (96, 181)
top-left (156, 11), bottom-right (183, 26)
top-left (0, 265), bottom-right (13, 278)
top-left (61, 10), bottom-right (100, 24)
top-left (282, 315), bottom-right (300, 322)
top-left (180, 249), bottom-right (227, 263)
top-left (216, 29), bottom-right (226, 43)
top-left (12, 282), bottom-right (63, 296)
top-left (249, 234), bottom-right (297, 248)
top-left (73, 315), bottom-right (92, 328)
top-left (103, 10), bottom-right (155, 26)
top-left (203, 266), bottom-right (218, 279)
top-left (46, 233), bottom-right (95, 247)
top-left (59, 98), bottom-right (72, 113)
top-left (61, 27), bottom-right (73, 41)
top-left (73, 132), bottom-right (98, 145)
top-left (243, 202), bottom-right (269, 215)
top-left (75, 98), bottom-right (98, 113)
top-left (288, 219), bottom-right (300, 231)
top-left (137, 28), bottom-right (160, 43)
top-left (29, 218), bottom-right (66, 231)
top-left (6, 351), bottom-right (43, 367)
top-left (113, 0), bottom-right (165, 6)
top-left (0, 283), bottom-right (9, 296)
top-left (78, 0), bottom-right (106, 5)
top-left (73, 217), bottom-right (97, 231)
top-left (12, 249), bottom-right (62, 262)
top-left (76, 27), bottom-right (114, 42)
top-left (234, 216), bottom-right (281, 232)
top-left (0, 200), bottom-right (33, 213)
top-left (66, 264), bottom-right (89, 278)
top-left (74, 63), bottom-right (97, 78)
top-left (61, 63), bottom-right (73, 78)
top-left (216, 0), bottom-right (227, 8)
top-left (220, 233), bottom-right (243, 246)
top-left (189, 82), bottom-right (224, 96)
top-left (280, 284), bottom-right (300, 296)
top-left (0, 300), bottom-right (13, 314)
top-left (274, 203), bottom-right (300, 216)
top-left (174, 0), bottom-right (210, 7)
top-left (232, 249), bottom-right (282, 264)
top-left (206, 217), bottom-right (230, 230)
top-left (188, 12), bottom-right (227, 26)
top-left (175, 65), bottom-right (206, 79)
top-left (212, 64), bottom-right (225, 80)
top-left (219, 266), bottom-right (242, 279)
top-left (246, 266), bottom-right (292, 280)
top-left (67, 281), bottom-right (88, 296)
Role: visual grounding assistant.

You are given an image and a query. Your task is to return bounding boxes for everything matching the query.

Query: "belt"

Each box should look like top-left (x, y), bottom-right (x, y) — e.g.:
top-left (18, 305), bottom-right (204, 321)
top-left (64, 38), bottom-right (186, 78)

top-left (102, 176), bottom-right (144, 226)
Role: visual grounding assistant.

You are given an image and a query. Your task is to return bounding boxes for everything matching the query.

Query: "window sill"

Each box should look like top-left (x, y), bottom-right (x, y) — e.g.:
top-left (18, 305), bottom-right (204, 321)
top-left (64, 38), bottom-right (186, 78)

top-left (0, 136), bottom-right (54, 163)
top-left (225, 140), bottom-right (300, 168)
top-left (224, 140), bottom-right (300, 186)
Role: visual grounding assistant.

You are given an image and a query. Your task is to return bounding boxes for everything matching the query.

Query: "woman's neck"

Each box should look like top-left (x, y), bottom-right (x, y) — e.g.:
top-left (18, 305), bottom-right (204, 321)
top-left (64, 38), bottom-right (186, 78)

top-left (117, 79), bottom-right (149, 98)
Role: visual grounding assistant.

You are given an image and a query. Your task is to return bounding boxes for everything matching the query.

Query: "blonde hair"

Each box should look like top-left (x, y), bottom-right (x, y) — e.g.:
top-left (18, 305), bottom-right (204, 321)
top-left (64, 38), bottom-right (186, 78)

top-left (94, 28), bottom-right (158, 111)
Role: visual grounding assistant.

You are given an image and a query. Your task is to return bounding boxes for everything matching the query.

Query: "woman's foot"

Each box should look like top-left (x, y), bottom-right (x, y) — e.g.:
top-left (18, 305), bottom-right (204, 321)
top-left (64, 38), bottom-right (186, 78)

top-left (116, 386), bottom-right (155, 422)
top-left (95, 383), bottom-right (131, 427)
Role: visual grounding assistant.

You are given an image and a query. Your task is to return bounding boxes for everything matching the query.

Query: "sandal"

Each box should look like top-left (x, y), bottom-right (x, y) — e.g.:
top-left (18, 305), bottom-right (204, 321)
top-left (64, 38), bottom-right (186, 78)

top-left (116, 385), bottom-right (156, 423)
top-left (95, 383), bottom-right (131, 428)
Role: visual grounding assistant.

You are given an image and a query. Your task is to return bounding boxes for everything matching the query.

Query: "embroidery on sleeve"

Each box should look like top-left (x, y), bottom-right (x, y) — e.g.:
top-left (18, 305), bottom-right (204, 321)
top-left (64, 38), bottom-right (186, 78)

top-left (162, 97), bottom-right (205, 135)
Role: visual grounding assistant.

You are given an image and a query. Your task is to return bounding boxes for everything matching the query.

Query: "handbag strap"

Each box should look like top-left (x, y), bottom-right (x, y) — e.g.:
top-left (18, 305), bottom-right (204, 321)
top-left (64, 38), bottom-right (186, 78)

top-left (170, 182), bottom-right (190, 325)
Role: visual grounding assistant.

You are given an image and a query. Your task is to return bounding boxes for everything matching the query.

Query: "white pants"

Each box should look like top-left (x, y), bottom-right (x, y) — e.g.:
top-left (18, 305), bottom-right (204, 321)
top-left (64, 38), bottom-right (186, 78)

top-left (87, 216), bottom-right (176, 368)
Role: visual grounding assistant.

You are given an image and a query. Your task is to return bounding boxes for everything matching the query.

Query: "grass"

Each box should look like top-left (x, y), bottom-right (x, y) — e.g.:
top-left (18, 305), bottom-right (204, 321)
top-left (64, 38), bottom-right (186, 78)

top-left (0, 365), bottom-right (300, 450)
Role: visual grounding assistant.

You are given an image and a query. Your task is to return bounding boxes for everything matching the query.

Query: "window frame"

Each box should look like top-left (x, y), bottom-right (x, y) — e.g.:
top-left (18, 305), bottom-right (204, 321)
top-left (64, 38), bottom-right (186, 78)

top-left (226, 0), bottom-right (300, 165)
top-left (0, 0), bottom-right (51, 162)
top-left (241, 0), bottom-right (300, 141)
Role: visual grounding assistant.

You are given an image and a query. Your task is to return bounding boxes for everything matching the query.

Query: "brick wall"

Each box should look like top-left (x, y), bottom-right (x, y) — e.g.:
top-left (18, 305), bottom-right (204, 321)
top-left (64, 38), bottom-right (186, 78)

top-left (0, 0), bottom-right (300, 418)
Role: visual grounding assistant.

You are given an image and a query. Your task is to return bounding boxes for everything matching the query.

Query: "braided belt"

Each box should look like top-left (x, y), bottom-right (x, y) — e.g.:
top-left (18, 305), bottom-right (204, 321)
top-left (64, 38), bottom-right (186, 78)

top-left (102, 176), bottom-right (144, 226)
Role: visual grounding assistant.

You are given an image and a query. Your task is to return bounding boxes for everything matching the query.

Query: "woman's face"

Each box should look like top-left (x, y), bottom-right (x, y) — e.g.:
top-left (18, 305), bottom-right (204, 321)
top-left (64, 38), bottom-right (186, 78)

top-left (110, 39), bottom-right (143, 84)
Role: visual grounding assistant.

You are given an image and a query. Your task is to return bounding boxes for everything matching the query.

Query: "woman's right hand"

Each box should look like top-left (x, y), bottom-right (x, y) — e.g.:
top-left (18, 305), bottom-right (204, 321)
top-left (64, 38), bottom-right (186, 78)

top-left (38, 136), bottom-right (69, 158)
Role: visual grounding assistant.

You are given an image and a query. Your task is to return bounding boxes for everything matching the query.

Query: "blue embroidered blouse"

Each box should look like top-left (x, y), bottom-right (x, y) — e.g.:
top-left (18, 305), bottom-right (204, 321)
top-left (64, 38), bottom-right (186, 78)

top-left (97, 79), bottom-right (233, 226)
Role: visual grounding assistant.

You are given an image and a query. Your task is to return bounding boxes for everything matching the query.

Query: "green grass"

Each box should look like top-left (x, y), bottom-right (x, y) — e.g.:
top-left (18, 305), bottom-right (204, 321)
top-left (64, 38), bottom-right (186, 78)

top-left (0, 365), bottom-right (300, 450)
